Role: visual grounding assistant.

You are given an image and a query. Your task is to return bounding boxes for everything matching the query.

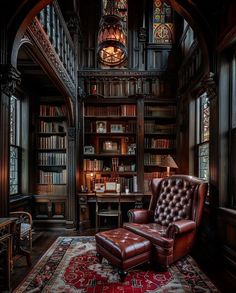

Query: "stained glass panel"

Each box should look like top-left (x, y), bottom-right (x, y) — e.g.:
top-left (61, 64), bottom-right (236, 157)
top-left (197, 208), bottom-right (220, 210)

top-left (201, 94), bottom-right (210, 142)
top-left (198, 143), bottom-right (209, 181)
top-left (10, 96), bottom-right (16, 145)
top-left (9, 96), bottom-right (21, 195)
top-left (153, 0), bottom-right (173, 43)
top-left (10, 146), bottom-right (19, 195)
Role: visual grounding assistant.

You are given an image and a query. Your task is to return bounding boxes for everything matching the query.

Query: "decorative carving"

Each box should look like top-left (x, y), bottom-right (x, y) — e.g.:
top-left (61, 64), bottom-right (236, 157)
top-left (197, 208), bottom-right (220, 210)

top-left (67, 127), bottom-right (76, 141)
top-left (66, 15), bottom-right (80, 35)
top-left (78, 70), bottom-right (175, 98)
top-left (28, 18), bottom-right (76, 100)
top-left (78, 70), bottom-right (171, 77)
top-left (138, 27), bottom-right (147, 42)
top-left (0, 65), bottom-right (21, 96)
top-left (201, 72), bottom-right (217, 100)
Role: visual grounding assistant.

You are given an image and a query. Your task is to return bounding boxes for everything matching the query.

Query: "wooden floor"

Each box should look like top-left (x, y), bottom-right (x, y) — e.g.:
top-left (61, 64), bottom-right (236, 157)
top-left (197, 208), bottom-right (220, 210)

top-left (10, 229), bottom-right (235, 293)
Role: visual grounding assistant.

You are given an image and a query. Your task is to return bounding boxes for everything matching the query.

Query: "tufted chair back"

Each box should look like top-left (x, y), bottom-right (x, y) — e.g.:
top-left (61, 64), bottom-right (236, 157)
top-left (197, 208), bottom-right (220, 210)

top-left (150, 175), bottom-right (207, 227)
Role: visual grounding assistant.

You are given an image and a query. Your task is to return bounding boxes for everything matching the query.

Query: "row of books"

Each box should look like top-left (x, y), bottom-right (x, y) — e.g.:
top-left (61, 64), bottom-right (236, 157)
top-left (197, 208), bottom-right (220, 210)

top-left (39, 104), bottom-right (66, 117)
top-left (144, 105), bottom-right (176, 117)
top-left (38, 152), bottom-right (67, 166)
top-left (144, 154), bottom-right (163, 165)
top-left (38, 136), bottom-right (67, 149)
top-left (38, 170), bottom-right (67, 184)
top-left (83, 159), bottom-right (104, 171)
top-left (144, 122), bottom-right (176, 134)
top-left (39, 121), bottom-right (66, 133)
top-left (36, 184), bottom-right (67, 195)
top-left (144, 138), bottom-right (175, 149)
top-left (85, 105), bottom-right (136, 117)
top-left (119, 176), bottom-right (138, 193)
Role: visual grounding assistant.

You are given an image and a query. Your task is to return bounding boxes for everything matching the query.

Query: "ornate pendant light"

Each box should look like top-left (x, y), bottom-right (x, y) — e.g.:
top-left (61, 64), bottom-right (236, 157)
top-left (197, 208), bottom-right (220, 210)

top-left (97, 0), bottom-right (127, 67)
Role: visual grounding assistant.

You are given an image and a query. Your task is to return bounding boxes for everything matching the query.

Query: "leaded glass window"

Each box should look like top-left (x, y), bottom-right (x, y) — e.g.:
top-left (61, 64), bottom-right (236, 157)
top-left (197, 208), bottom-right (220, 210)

top-left (10, 146), bottom-right (19, 194)
top-left (153, 0), bottom-right (173, 44)
top-left (9, 96), bottom-right (21, 195)
top-left (198, 143), bottom-right (209, 181)
top-left (196, 92), bottom-right (210, 182)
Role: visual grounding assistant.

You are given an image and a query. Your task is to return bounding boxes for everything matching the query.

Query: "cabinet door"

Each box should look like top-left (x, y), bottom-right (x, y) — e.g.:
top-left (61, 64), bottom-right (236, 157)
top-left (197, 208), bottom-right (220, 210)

top-left (51, 200), bottom-right (66, 219)
top-left (34, 199), bottom-right (50, 219)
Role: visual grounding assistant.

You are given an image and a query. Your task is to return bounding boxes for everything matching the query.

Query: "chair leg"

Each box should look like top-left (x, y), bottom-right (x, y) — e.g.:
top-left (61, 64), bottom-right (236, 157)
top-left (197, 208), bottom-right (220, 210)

top-left (96, 252), bottom-right (103, 263)
top-left (17, 246), bottom-right (32, 267)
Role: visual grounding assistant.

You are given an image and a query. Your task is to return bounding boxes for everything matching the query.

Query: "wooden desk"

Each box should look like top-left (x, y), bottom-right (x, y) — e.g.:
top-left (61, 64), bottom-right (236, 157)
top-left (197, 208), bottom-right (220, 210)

top-left (0, 218), bottom-right (16, 291)
top-left (78, 192), bottom-right (151, 229)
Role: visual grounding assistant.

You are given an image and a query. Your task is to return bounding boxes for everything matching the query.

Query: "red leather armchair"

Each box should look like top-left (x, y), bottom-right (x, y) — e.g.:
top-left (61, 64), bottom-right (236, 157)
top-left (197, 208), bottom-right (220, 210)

top-left (123, 175), bottom-right (208, 269)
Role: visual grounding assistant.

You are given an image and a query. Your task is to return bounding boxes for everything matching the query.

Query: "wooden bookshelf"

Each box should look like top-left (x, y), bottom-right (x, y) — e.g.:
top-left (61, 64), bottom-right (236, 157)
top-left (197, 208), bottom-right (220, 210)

top-left (33, 99), bottom-right (68, 224)
top-left (143, 100), bottom-right (177, 192)
top-left (80, 97), bottom-right (138, 194)
top-left (79, 95), bottom-right (177, 195)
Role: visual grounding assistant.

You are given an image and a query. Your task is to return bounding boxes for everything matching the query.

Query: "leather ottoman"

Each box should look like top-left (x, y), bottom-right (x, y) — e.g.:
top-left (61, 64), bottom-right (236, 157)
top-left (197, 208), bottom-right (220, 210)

top-left (95, 227), bottom-right (151, 281)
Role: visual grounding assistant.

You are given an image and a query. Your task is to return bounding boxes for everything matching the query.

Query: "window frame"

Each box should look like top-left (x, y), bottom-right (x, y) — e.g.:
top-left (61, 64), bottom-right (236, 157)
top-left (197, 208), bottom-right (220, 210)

top-left (9, 95), bottom-right (22, 196)
top-left (195, 92), bottom-right (210, 182)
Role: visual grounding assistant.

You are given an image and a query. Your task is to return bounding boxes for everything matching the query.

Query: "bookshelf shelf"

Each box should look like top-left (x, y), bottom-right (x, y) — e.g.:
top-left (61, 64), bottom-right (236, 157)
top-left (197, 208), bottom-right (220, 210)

top-left (37, 132), bottom-right (67, 136)
top-left (37, 148), bottom-right (67, 151)
top-left (84, 132), bottom-right (136, 136)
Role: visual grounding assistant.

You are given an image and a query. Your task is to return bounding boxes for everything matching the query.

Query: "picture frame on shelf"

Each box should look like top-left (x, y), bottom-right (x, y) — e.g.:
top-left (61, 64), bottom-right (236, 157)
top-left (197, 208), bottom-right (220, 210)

top-left (105, 182), bottom-right (117, 192)
top-left (84, 145), bottom-right (95, 154)
top-left (96, 121), bottom-right (107, 133)
top-left (95, 183), bottom-right (105, 193)
top-left (100, 139), bottom-right (121, 154)
top-left (127, 143), bottom-right (136, 154)
top-left (110, 124), bottom-right (123, 133)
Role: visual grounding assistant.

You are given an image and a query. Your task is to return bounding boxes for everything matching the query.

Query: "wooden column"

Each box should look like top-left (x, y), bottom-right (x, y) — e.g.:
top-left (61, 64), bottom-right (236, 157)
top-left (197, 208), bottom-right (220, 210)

top-left (66, 127), bottom-right (76, 228)
top-left (0, 65), bottom-right (21, 217)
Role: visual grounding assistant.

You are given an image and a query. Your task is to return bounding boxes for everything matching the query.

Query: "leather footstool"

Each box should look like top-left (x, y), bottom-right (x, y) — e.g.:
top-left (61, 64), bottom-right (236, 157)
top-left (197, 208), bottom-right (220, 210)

top-left (95, 227), bottom-right (151, 281)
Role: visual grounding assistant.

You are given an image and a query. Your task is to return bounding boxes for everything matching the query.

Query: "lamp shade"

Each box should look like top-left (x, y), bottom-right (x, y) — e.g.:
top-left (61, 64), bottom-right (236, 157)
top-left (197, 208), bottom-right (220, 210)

top-left (159, 155), bottom-right (178, 177)
top-left (160, 155), bottom-right (178, 168)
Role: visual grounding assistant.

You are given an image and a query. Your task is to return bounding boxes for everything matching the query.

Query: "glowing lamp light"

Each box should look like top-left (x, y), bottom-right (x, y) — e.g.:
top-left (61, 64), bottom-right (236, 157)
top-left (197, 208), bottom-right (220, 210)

top-left (97, 14), bottom-right (127, 66)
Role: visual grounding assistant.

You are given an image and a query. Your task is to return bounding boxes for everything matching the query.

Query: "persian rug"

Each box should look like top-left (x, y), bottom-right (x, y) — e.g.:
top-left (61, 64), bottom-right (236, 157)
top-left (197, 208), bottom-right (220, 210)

top-left (14, 236), bottom-right (220, 293)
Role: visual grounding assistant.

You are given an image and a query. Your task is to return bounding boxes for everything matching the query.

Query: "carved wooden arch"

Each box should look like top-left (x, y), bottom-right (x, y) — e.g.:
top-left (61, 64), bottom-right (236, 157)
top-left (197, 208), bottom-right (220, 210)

top-left (8, 0), bottom-right (75, 126)
top-left (8, 0), bottom-right (52, 66)
top-left (165, 0), bottom-right (212, 73)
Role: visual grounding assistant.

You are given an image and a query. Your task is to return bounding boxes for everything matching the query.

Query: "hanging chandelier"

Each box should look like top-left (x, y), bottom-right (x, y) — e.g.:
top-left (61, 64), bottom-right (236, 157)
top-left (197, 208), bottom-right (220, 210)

top-left (97, 0), bottom-right (127, 67)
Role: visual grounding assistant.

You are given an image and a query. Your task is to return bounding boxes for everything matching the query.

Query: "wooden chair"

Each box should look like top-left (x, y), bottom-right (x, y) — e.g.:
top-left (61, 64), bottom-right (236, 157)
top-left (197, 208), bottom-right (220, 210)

top-left (95, 192), bottom-right (122, 232)
top-left (10, 211), bottom-right (33, 267)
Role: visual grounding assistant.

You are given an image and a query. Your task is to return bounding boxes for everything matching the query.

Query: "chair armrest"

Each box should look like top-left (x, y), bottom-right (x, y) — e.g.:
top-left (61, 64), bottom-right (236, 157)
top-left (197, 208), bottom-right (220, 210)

top-left (10, 211), bottom-right (32, 226)
top-left (166, 219), bottom-right (196, 238)
top-left (127, 209), bottom-right (153, 223)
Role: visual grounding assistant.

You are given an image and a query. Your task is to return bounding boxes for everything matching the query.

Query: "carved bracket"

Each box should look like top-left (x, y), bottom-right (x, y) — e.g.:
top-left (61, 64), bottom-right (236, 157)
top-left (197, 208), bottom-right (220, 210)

top-left (138, 27), bottom-right (147, 42)
top-left (0, 65), bottom-right (21, 96)
top-left (201, 72), bottom-right (217, 101)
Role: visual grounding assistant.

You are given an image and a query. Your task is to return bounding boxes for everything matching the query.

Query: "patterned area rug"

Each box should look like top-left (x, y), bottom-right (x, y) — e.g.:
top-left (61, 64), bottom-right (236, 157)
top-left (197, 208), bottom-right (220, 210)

top-left (14, 236), bottom-right (219, 293)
